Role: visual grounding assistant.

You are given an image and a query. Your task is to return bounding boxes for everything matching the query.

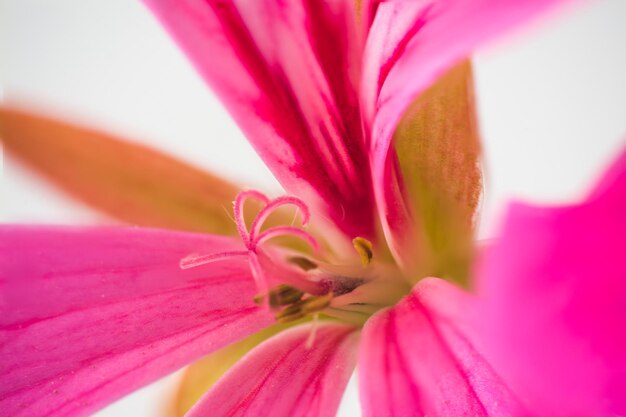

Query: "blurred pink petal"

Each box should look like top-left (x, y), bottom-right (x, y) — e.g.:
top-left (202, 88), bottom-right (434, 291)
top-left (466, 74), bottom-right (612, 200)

top-left (359, 277), bottom-right (526, 417)
top-left (363, 0), bottom-right (574, 264)
top-left (478, 149), bottom-right (626, 416)
top-left (142, 0), bottom-right (376, 241)
top-left (0, 226), bottom-right (273, 417)
top-left (187, 323), bottom-right (358, 417)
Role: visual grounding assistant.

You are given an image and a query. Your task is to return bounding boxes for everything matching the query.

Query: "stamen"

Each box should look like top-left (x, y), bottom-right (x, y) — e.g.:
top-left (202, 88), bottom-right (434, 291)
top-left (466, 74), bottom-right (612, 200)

top-left (353, 237), bottom-right (373, 266)
top-left (300, 292), bottom-right (333, 313)
top-left (179, 250), bottom-right (248, 269)
top-left (275, 292), bottom-right (332, 323)
top-left (287, 256), bottom-right (318, 271)
top-left (275, 303), bottom-right (306, 323)
top-left (254, 284), bottom-right (305, 308)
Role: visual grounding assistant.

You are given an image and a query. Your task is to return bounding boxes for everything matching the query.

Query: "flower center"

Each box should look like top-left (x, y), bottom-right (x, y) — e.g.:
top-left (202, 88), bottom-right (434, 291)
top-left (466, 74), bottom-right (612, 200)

top-left (180, 190), bottom-right (410, 326)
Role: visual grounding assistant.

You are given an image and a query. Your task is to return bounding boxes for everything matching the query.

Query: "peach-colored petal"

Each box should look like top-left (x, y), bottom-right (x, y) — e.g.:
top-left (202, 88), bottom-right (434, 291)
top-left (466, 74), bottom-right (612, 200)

top-left (0, 226), bottom-right (274, 417)
top-left (383, 61), bottom-right (482, 281)
top-left (360, 278), bottom-right (525, 417)
top-left (187, 322), bottom-right (358, 417)
top-left (0, 106), bottom-right (242, 235)
top-left (478, 149), bottom-right (626, 416)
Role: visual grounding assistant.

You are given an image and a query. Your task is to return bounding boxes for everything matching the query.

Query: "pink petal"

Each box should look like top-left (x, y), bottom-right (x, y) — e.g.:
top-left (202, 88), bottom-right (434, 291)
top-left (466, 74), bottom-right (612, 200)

top-left (0, 226), bottom-right (274, 417)
top-left (359, 277), bottom-right (526, 417)
top-left (477, 149), bottom-right (626, 416)
top-left (363, 0), bottom-right (574, 263)
top-left (187, 322), bottom-right (358, 417)
top-left (142, 0), bottom-right (377, 241)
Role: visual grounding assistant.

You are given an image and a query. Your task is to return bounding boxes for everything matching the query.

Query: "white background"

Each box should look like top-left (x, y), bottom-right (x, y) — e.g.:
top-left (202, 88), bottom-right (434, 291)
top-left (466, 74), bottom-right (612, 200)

top-left (1, 1), bottom-right (625, 416)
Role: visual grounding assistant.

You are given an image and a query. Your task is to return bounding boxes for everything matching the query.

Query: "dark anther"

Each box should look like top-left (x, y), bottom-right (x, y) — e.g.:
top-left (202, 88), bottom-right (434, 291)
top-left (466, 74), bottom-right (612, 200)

top-left (287, 256), bottom-right (318, 271)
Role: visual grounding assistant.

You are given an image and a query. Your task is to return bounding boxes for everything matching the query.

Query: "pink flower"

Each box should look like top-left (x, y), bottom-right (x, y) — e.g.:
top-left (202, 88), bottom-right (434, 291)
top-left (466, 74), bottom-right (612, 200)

top-left (476, 150), bottom-right (626, 417)
top-left (2, 1), bottom-right (616, 417)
